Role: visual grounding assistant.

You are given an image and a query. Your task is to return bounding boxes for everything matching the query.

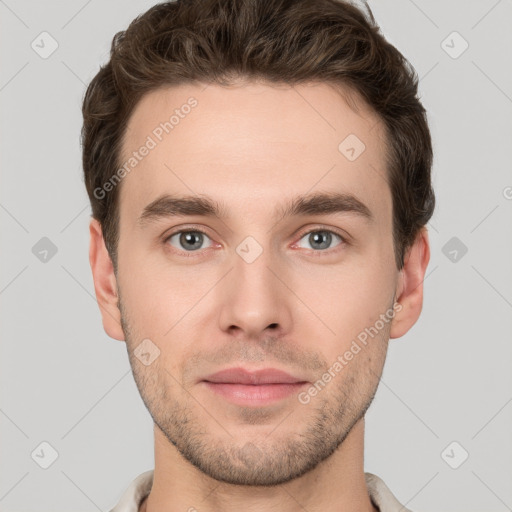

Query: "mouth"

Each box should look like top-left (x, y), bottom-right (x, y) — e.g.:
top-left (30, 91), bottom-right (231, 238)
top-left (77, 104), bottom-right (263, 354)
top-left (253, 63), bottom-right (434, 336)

top-left (201, 367), bottom-right (309, 406)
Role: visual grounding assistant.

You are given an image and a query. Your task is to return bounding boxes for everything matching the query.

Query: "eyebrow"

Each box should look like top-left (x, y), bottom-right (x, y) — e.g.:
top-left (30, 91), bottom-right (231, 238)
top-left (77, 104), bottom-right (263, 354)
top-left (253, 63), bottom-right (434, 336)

top-left (137, 191), bottom-right (373, 227)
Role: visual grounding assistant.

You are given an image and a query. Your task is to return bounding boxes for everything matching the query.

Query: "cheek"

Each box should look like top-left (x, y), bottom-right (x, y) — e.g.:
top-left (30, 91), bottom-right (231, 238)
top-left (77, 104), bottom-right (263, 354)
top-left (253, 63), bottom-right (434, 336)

top-left (295, 259), bottom-right (395, 340)
top-left (118, 241), bottom-right (207, 328)
top-left (293, 266), bottom-right (394, 387)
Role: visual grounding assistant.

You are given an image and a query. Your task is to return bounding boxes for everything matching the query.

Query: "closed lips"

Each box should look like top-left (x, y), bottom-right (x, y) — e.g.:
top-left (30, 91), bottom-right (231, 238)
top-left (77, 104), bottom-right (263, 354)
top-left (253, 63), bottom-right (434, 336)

top-left (202, 367), bottom-right (309, 385)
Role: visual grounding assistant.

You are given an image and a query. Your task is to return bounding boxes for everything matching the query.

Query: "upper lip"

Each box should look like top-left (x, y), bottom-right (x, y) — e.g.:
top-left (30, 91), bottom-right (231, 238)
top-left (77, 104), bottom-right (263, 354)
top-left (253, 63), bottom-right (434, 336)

top-left (202, 367), bottom-right (308, 385)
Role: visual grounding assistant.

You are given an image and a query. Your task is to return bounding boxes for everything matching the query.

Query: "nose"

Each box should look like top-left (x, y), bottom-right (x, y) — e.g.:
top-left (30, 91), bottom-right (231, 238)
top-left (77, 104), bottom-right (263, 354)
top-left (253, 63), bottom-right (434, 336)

top-left (217, 245), bottom-right (292, 339)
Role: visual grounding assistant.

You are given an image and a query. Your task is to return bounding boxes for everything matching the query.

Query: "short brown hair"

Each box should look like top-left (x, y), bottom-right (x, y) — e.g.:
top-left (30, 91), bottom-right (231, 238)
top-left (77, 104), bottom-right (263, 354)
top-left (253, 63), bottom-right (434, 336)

top-left (81, 0), bottom-right (435, 272)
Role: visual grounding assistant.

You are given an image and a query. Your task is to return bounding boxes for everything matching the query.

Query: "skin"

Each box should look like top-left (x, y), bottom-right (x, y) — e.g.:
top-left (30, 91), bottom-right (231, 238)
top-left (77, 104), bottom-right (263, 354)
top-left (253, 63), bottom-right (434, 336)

top-left (89, 80), bottom-right (430, 512)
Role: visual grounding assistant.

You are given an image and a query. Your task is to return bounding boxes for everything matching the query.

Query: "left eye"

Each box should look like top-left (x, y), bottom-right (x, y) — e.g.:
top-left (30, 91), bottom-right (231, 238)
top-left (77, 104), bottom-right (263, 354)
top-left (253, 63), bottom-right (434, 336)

top-left (296, 230), bottom-right (344, 251)
top-left (166, 230), bottom-right (212, 252)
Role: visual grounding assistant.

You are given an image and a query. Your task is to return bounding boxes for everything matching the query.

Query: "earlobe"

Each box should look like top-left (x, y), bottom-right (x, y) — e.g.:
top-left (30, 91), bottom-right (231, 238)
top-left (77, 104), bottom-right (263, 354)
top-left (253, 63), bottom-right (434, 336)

top-left (88, 218), bottom-right (125, 341)
top-left (390, 227), bottom-right (431, 339)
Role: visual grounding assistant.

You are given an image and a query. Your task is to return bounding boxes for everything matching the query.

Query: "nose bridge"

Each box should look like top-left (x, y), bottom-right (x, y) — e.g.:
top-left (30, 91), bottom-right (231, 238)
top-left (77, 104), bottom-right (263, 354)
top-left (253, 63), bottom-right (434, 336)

top-left (218, 235), bottom-right (289, 335)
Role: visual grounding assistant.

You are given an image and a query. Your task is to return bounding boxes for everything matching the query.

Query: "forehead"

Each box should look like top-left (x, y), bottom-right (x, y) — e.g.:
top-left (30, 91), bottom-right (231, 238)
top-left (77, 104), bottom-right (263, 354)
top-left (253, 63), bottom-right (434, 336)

top-left (118, 81), bottom-right (391, 228)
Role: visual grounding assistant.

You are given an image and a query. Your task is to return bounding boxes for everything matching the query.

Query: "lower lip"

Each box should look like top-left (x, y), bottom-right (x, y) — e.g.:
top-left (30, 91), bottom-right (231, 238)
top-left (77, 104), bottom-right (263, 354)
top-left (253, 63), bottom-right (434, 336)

top-left (202, 381), bottom-right (308, 406)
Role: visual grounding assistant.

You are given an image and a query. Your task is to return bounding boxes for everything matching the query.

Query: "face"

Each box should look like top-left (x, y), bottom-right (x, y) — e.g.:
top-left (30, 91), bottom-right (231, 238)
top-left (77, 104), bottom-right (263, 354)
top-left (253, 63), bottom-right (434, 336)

top-left (112, 81), bottom-right (402, 485)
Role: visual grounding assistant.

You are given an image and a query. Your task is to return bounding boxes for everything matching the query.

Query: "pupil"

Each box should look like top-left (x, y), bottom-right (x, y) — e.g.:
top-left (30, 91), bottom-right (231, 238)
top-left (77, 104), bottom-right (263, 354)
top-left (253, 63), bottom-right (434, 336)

top-left (311, 231), bottom-right (331, 250)
top-left (181, 232), bottom-right (202, 250)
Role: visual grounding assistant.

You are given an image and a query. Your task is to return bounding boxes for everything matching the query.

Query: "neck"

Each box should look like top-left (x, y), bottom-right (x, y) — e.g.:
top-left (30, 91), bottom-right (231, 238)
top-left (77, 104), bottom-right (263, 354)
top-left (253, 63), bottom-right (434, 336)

top-left (141, 417), bottom-right (377, 512)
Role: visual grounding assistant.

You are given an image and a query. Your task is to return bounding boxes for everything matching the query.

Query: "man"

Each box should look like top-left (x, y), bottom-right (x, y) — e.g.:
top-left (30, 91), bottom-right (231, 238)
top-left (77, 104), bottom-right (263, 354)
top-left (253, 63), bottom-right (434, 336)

top-left (82, 0), bottom-right (434, 510)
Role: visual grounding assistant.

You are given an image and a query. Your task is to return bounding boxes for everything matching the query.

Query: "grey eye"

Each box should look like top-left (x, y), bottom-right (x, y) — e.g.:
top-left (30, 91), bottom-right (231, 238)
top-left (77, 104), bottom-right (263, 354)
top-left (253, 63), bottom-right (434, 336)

top-left (167, 231), bottom-right (212, 251)
top-left (297, 230), bottom-right (343, 251)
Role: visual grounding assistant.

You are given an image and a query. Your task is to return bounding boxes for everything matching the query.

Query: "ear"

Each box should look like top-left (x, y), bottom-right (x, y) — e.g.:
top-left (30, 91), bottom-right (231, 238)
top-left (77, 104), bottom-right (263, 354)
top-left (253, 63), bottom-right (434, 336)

top-left (390, 227), bottom-right (431, 339)
top-left (89, 218), bottom-right (125, 341)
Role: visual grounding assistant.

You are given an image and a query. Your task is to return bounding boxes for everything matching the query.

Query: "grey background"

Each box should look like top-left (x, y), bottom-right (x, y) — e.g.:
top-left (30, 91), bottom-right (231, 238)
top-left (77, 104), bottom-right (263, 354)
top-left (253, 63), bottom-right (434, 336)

top-left (1, 0), bottom-right (511, 510)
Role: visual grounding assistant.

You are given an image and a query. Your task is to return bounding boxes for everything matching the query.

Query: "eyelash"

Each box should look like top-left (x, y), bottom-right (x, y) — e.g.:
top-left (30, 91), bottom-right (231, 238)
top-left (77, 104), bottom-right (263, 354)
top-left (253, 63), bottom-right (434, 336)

top-left (162, 225), bottom-right (348, 258)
